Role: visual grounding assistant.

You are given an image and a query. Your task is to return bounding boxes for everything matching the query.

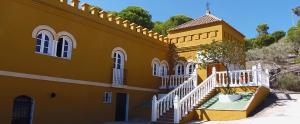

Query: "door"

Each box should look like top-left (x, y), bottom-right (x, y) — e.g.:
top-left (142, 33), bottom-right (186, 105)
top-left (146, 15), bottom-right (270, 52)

top-left (11, 96), bottom-right (34, 124)
top-left (113, 51), bottom-right (124, 85)
top-left (115, 93), bottom-right (127, 121)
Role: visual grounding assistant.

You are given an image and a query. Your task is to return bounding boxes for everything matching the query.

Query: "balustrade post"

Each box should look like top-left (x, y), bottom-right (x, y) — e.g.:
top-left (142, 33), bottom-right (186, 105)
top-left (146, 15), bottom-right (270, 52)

top-left (151, 95), bottom-right (157, 122)
top-left (212, 67), bottom-right (217, 86)
top-left (252, 65), bottom-right (257, 86)
top-left (174, 95), bottom-right (180, 123)
top-left (265, 69), bottom-right (270, 88)
top-left (257, 63), bottom-right (262, 86)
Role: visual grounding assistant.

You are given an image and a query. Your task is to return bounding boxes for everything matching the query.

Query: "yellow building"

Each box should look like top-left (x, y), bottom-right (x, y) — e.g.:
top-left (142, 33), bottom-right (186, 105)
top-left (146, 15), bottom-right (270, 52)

top-left (0, 0), bottom-right (269, 124)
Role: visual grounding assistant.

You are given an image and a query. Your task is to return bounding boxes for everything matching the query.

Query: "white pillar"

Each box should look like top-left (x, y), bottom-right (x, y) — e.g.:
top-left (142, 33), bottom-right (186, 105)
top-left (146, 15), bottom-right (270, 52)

top-left (252, 65), bottom-right (257, 86)
top-left (174, 95), bottom-right (180, 123)
top-left (257, 63), bottom-right (262, 86)
top-left (212, 67), bottom-right (217, 86)
top-left (151, 95), bottom-right (157, 122)
top-left (265, 69), bottom-right (270, 88)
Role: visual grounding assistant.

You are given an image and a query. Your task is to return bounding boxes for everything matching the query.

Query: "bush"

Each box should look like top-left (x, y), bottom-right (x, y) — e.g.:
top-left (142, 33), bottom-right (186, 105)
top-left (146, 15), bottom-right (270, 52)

top-left (277, 73), bottom-right (300, 91)
top-left (246, 38), bottom-right (293, 61)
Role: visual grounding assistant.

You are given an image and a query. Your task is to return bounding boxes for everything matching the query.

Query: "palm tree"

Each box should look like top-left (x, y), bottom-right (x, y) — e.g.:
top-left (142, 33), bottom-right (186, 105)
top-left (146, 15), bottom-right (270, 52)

top-left (292, 6), bottom-right (300, 17)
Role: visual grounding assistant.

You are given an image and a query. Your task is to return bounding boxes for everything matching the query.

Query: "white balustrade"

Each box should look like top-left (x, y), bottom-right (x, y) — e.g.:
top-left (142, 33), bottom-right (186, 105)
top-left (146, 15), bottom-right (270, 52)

top-left (161, 75), bottom-right (190, 89)
top-left (215, 70), bottom-right (254, 87)
top-left (174, 67), bottom-right (216, 123)
top-left (152, 63), bottom-right (270, 123)
top-left (152, 73), bottom-right (197, 121)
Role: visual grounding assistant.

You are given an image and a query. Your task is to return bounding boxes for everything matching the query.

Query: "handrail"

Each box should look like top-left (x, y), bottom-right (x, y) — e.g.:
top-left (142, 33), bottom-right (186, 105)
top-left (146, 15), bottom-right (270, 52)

top-left (151, 72), bottom-right (197, 121)
top-left (174, 71), bottom-right (216, 123)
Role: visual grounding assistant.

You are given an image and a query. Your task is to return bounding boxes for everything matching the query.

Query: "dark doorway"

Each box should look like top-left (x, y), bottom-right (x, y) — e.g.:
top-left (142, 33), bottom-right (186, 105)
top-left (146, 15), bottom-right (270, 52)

top-left (11, 96), bottom-right (34, 124)
top-left (115, 93), bottom-right (127, 121)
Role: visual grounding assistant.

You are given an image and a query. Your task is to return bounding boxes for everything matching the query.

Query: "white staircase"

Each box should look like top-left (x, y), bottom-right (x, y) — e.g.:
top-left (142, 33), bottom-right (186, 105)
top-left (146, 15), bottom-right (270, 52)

top-left (152, 63), bottom-right (270, 123)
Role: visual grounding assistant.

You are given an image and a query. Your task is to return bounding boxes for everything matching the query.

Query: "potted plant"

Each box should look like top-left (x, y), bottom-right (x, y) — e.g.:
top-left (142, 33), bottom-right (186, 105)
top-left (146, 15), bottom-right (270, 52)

top-left (198, 40), bottom-right (245, 102)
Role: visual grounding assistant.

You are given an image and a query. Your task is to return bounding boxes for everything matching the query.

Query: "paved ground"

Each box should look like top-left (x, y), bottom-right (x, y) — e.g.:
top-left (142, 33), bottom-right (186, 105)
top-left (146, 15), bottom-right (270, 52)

top-left (189, 92), bottom-right (300, 124)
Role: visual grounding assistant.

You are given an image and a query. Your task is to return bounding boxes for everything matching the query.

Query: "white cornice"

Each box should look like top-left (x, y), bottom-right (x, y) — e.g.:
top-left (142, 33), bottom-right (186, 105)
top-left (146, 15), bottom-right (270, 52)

top-left (0, 70), bottom-right (158, 92)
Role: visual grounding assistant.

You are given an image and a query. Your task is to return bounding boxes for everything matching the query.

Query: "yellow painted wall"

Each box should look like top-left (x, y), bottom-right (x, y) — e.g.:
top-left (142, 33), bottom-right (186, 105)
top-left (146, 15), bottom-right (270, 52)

top-left (0, 76), bottom-right (154, 124)
top-left (0, 0), bottom-right (170, 123)
top-left (196, 109), bottom-right (247, 121)
top-left (168, 21), bottom-right (245, 81)
top-left (0, 0), bottom-right (170, 89)
top-left (246, 86), bottom-right (270, 115)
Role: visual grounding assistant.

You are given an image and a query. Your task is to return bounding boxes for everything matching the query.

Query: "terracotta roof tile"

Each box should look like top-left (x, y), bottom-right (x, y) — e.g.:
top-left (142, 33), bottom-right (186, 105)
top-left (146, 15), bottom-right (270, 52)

top-left (169, 14), bottom-right (222, 31)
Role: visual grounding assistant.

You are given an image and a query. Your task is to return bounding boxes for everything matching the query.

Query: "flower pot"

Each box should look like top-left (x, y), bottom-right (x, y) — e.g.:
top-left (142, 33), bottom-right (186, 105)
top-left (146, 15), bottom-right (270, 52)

top-left (219, 94), bottom-right (241, 102)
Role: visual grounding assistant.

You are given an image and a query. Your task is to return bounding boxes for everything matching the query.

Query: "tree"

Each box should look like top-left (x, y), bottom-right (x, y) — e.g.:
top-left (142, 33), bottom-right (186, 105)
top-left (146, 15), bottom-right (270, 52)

top-left (153, 21), bottom-right (165, 35)
top-left (292, 6), bottom-right (300, 16)
top-left (107, 11), bottom-right (119, 16)
top-left (287, 27), bottom-right (300, 55)
top-left (164, 15), bottom-right (192, 29)
top-left (198, 40), bottom-right (245, 94)
top-left (271, 30), bottom-right (286, 42)
top-left (245, 38), bottom-right (256, 50)
top-left (118, 6), bottom-right (154, 29)
top-left (256, 34), bottom-right (275, 47)
top-left (153, 15), bottom-right (192, 36)
top-left (256, 24), bottom-right (269, 35)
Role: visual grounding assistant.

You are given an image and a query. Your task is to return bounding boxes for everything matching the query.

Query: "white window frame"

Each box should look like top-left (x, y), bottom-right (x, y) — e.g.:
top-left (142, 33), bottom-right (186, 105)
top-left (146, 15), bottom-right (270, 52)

top-left (175, 63), bottom-right (185, 75)
top-left (152, 58), bottom-right (160, 76)
top-left (35, 30), bottom-right (54, 55)
top-left (103, 92), bottom-right (112, 104)
top-left (56, 35), bottom-right (73, 59)
top-left (160, 60), bottom-right (169, 76)
top-left (186, 62), bottom-right (196, 75)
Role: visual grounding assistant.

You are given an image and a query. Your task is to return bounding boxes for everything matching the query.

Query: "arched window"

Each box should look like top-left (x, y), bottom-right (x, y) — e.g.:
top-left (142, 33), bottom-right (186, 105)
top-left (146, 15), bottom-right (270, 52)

top-left (11, 96), bottom-right (34, 124)
top-left (186, 63), bottom-right (196, 75)
top-left (152, 58), bottom-right (160, 76)
top-left (160, 61), bottom-right (168, 76)
top-left (56, 36), bottom-right (72, 59)
top-left (175, 63), bottom-right (185, 75)
top-left (35, 30), bottom-right (53, 55)
top-left (113, 51), bottom-right (125, 69)
top-left (112, 47), bottom-right (127, 86)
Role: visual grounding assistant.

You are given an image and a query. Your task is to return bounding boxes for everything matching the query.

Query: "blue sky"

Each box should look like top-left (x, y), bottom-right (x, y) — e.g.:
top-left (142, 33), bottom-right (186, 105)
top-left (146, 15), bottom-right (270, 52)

top-left (80, 0), bottom-right (300, 38)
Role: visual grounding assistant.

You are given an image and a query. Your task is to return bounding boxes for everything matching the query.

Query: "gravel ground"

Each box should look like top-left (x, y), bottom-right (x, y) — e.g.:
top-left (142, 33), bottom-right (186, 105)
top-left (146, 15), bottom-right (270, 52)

top-left (189, 92), bottom-right (300, 124)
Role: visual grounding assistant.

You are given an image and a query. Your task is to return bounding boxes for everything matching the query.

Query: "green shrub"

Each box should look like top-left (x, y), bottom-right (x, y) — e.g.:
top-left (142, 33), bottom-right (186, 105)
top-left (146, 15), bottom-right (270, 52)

top-left (277, 73), bottom-right (300, 91)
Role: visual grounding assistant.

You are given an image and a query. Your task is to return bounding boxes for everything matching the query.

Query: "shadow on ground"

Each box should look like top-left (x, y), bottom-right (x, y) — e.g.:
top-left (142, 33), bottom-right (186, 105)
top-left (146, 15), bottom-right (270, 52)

top-left (249, 91), bottom-right (298, 117)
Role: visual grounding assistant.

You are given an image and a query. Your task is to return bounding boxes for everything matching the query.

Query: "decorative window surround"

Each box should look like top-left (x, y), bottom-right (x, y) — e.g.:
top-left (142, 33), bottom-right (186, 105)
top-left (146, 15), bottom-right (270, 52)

top-left (32, 25), bottom-right (76, 60)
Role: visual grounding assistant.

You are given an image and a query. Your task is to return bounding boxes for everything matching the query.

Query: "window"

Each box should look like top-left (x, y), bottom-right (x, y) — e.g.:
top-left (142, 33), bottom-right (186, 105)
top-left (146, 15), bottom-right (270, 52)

top-left (33, 26), bottom-right (76, 60)
top-left (152, 58), bottom-right (160, 76)
top-left (35, 30), bottom-right (53, 55)
top-left (175, 63), bottom-right (185, 75)
top-left (111, 47), bottom-right (127, 86)
top-left (103, 92), bottom-right (112, 103)
top-left (160, 61), bottom-right (168, 76)
top-left (187, 63), bottom-right (196, 75)
top-left (56, 36), bottom-right (72, 59)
